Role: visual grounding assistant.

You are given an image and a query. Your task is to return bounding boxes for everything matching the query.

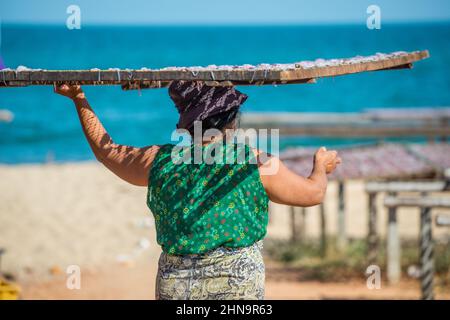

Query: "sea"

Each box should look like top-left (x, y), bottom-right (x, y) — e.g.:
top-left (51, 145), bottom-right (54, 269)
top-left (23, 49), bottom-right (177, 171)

top-left (0, 23), bottom-right (449, 163)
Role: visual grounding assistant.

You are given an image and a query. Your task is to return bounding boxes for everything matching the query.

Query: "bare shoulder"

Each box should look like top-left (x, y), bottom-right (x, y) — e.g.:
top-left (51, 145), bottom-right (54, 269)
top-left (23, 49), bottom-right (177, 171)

top-left (143, 145), bottom-right (162, 164)
top-left (146, 144), bottom-right (161, 153)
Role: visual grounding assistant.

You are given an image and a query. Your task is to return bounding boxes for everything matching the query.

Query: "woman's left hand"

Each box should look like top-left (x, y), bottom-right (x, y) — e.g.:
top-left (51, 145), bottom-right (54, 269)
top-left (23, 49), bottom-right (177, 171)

top-left (314, 147), bottom-right (342, 174)
top-left (54, 83), bottom-right (84, 100)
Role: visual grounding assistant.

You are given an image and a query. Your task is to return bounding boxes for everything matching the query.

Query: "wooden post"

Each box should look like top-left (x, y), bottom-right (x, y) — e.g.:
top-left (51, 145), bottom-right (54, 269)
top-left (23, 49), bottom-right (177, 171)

top-left (337, 181), bottom-right (347, 250)
top-left (290, 206), bottom-right (297, 243)
top-left (366, 179), bottom-right (448, 267)
top-left (367, 192), bottom-right (378, 265)
top-left (387, 192), bottom-right (401, 284)
top-left (420, 200), bottom-right (434, 300)
top-left (299, 207), bottom-right (307, 242)
top-left (290, 206), bottom-right (308, 243)
top-left (319, 203), bottom-right (327, 258)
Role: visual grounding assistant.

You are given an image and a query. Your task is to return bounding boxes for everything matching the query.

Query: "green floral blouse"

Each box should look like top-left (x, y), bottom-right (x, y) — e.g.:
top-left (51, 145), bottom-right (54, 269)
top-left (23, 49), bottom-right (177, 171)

top-left (147, 141), bottom-right (269, 255)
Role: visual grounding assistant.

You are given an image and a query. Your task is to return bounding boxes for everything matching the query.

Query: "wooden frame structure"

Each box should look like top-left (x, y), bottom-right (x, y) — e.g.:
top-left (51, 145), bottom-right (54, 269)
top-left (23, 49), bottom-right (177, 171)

top-left (280, 142), bottom-right (450, 266)
top-left (366, 181), bottom-right (449, 284)
top-left (0, 51), bottom-right (429, 89)
top-left (241, 107), bottom-right (450, 140)
top-left (367, 164), bottom-right (450, 299)
top-left (384, 194), bottom-right (450, 300)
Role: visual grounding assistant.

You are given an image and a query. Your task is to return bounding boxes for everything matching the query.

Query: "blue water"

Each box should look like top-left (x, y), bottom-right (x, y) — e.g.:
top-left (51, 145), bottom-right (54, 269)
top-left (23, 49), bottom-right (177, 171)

top-left (0, 23), bottom-right (449, 163)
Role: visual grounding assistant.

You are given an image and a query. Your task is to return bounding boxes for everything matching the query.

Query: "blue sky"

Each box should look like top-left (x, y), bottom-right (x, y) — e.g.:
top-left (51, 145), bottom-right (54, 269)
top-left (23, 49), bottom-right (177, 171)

top-left (1, 0), bottom-right (450, 25)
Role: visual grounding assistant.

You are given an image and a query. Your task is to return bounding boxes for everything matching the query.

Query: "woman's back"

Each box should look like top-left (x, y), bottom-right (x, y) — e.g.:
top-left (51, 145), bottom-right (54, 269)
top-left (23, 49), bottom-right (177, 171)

top-left (54, 81), bottom-right (340, 300)
top-left (147, 141), bottom-right (269, 255)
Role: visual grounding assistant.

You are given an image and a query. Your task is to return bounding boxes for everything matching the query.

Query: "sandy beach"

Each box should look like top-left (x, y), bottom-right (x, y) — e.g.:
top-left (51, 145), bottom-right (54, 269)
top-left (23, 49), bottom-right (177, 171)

top-left (1, 0), bottom-right (449, 303)
top-left (1, 162), bottom-right (449, 299)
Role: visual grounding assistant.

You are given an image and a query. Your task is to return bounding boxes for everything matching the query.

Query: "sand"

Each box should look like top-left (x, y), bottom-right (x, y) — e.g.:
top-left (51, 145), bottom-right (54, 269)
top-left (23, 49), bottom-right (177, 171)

top-left (0, 162), bottom-right (158, 281)
top-left (0, 162), bottom-right (449, 299)
top-left (19, 259), bottom-right (450, 300)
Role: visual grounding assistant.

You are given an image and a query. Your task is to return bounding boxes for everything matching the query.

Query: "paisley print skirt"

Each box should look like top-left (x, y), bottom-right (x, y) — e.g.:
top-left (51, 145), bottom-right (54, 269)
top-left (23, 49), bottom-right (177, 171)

top-left (155, 241), bottom-right (265, 300)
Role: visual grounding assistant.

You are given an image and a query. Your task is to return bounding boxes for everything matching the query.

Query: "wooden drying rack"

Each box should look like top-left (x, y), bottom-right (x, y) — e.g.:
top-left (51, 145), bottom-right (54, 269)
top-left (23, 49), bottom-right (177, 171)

top-left (0, 50), bottom-right (429, 90)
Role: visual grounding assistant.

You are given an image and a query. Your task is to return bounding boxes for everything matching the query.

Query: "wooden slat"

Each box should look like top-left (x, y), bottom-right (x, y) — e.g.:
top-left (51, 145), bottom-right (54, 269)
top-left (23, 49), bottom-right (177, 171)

top-left (242, 108), bottom-right (450, 126)
top-left (365, 181), bottom-right (448, 193)
top-left (365, 107), bottom-right (450, 120)
top-left (241, 112), bottom-right (367, 125)
top-left (121, 78), bottom-right (316, 90)
top-left (0, 50), bottom-right (429, 89)
top-left (279, 51), bottom-right (428, 81)
top-left (384, 196), bottom-right (450, 208)
top-left (241, 107), bottom-right (450, 139)
top-left (268, 126), bottom-right (450, 138)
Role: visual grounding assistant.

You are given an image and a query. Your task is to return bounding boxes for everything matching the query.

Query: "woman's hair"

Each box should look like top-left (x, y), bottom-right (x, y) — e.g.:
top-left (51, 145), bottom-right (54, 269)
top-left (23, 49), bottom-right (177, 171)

top-left (187, 108), bottom-right (240, 136)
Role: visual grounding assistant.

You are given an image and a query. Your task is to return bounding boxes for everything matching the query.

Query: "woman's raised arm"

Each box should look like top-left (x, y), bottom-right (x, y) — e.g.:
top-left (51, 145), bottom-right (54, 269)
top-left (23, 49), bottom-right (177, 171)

top-left (258, 147), bottom-right (341, 207)
top-left (54, 84), bottom-right (160, 186)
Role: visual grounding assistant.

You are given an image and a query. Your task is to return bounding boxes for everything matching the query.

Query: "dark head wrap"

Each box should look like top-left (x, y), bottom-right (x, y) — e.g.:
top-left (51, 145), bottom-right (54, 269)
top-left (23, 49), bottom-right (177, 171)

top-left (168, 80), bottom-right (248, 130)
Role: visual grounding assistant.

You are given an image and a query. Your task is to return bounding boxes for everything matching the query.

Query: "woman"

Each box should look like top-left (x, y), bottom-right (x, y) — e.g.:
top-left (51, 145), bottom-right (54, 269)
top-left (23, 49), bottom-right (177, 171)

top-left (54, 81), bottom-right (341, 300)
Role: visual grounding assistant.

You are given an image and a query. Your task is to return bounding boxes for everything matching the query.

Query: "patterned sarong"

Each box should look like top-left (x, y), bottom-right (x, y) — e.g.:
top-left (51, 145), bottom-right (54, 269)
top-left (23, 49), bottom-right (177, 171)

top-left (156, 241), bottom-right (264, 300)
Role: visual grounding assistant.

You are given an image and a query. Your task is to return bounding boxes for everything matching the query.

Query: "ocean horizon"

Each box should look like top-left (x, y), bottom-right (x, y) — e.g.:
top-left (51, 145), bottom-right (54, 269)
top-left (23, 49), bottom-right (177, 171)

top-left (0, 23), bottom-right (449, 163)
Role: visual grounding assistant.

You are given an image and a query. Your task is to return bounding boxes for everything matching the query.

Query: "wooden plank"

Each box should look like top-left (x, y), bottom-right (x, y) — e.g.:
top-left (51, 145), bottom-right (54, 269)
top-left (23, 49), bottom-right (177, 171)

top-left (289, 206), bottom-right (307, 243)
top-left (242, 109), bottom-right (450, 138)
top-left (367, 192), bottom-right (378, 265)
top-left (365, 181), bottom-right (447, 193)
top-left (337, 181), bottom-right (347, 250)
top-left (319, 203), bottom-right (327, 258)
top-left (280, 51), bottom-right (428, 81)
top-left (0, 50), bottom-right (429, 88)
top-left (242, 108), bottom-right (450, 126)
top-left (241, 112), bottom-right (368, 125)
top-left (299, 208), bottom-right (306, 242)
top-left (266, 126), bottom-right (450, 138)
top-left (290, 206), bottom-right (297, 243)
top-left (241, 108), bottom-right (450, 140)
top-left (121, 78), bottom-right (316, 90)
top-left (384, 196), bottom-right (450, 208)
top-left (365, 107), bottom-right (450, 121)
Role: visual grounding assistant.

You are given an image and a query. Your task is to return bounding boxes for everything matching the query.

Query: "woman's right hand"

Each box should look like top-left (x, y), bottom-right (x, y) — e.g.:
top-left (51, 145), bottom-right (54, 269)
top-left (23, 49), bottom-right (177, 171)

top-left (314, 147), bottom-right (342, 174)
top-left (54, 83), bottom-right (85, 100)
